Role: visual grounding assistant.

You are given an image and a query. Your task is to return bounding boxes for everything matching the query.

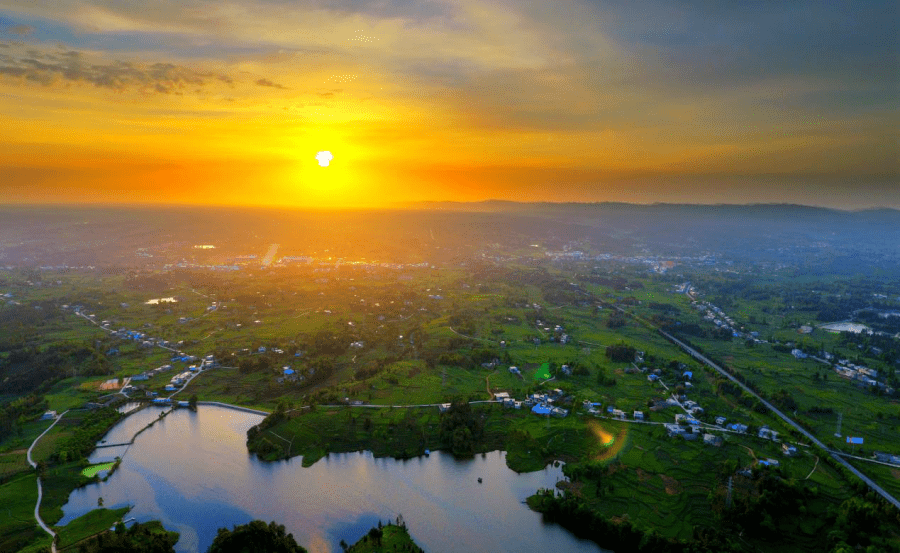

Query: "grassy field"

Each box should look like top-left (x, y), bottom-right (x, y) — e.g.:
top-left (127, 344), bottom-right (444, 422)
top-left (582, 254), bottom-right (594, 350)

top-left (0, 449), bottom-right (30, 480)
top-left (0, 473), bottom-right (50, 553)
top-left (0, 419), bottom-right (53, 455)
top-left (847, 459), bottom-right (900, 500)
top-left (39, 460), bottom-right (94, 525)
top-left (55, 507), bottom-right (130, 551)
top-left (29, 412), bottom-right (87, 465)
top-left (557, 422), bottom-right (851, 551)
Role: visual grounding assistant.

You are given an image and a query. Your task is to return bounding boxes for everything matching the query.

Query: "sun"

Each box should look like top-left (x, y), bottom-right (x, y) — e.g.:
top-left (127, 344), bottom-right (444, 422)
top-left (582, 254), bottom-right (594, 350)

top-left (315, 151), bottom-right (334, 167)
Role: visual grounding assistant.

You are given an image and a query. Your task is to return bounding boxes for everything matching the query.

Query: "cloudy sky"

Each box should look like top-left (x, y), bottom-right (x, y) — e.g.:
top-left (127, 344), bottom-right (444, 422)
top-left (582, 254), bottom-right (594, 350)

top-left (0, 1), bottom-right (896, 208)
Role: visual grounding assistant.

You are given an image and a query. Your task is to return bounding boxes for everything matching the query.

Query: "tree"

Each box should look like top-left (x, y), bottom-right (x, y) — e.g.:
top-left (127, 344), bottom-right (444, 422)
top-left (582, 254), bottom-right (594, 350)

top-left (207, 520), bottom-right (307, 553)
top-left (71, 520), bottom-right (178, 553)
top-left (188, 394), bottom-right (198, 410)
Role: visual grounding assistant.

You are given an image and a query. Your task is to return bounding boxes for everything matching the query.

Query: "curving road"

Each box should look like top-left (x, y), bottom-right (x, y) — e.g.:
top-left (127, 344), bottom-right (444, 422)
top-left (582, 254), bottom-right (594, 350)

top-left (27, 410), bottom-right (69, 553)
top-left (658, 328), bottom-right (900, 511)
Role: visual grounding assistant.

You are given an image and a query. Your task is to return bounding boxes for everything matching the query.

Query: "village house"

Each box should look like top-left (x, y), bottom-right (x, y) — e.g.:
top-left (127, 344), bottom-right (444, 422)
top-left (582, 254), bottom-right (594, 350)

top-left (758, 427), bottom-right (779, 441)
top-left (874, 452), bottom-right (900, 464)
top-left (782, 443), bottom-right (798, 456)
top-left (703, 434), bottom-right (723, 447)
top-left (665, 424), bottom-right (685, 437)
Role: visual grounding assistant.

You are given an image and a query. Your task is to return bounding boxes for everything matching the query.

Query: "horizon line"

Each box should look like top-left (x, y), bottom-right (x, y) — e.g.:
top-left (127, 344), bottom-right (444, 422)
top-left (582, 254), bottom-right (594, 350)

top-left (0, 199), bottom-right (897, 213)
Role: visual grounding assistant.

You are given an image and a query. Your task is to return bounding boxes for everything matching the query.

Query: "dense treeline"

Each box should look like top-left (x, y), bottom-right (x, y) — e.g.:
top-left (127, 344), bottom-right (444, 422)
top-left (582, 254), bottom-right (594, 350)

top-left (73, 521), bottom-right (179, 553)
top-left (52, 408), bottom-right (122, 464)
top-left (438, 401), bottom-right (485, 456)
top-left (530, 489), bottom-right (739, 553)
top-left (0, 342), bottom-right (112, 394)
top-left (76, 519), bottom-right (318, 553)
top-left (208, 520), bottom-right (306, 553)
top-left (718, 468), bottom-right (900, 552)
top-left (605, 343), bottom-right (636, 363)
top-left (0, 394), bottom-right (47, 447)
top-left (246, 402), bottom-right (289, 457)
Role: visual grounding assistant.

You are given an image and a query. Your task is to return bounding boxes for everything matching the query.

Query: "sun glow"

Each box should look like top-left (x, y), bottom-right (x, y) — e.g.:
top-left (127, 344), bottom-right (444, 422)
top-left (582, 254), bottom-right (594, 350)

top-left (290, 144), bottom-right (380, 208)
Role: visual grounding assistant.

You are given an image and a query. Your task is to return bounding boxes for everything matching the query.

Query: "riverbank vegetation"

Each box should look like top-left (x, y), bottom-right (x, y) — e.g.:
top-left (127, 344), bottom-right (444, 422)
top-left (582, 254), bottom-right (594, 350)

top-left (61, 520), bottom-right (179, 553)
top-left (55, 507), bottom-right (130, 550)
top-left (344, 519), bottom-right (423, 553)
top-left (247, 401), bottom-right (612, 472)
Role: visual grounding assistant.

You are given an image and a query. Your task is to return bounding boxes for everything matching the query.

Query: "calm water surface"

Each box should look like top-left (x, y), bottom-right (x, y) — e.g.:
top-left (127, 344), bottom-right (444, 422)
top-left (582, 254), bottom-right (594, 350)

top-left (60, 406), bottom-right (608, 553)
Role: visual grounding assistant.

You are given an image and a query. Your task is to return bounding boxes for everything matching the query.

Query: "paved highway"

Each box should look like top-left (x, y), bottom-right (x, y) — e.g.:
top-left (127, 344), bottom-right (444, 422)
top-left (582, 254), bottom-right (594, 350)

top-left (658, 328), bottom-right (900, 511)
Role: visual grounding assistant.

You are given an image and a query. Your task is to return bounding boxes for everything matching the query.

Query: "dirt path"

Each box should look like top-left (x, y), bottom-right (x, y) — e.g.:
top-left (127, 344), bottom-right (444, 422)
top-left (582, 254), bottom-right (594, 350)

top-left (741, 445), bottom-right (757, 461)
top-left (27, 410), bottom-right (69, 553)
top-left (805, 456), bottom-right (820, 480)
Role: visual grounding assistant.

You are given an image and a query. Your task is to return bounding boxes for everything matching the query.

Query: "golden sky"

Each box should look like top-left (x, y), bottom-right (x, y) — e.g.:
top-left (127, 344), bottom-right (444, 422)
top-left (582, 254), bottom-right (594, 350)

top-left (0, 1), bottom-right (897, 208)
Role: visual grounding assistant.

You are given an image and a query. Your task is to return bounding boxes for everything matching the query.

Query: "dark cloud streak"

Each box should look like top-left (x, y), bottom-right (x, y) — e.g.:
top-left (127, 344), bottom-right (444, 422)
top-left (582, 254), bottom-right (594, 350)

top-left (255, 77), bottom-right (287, 89)
top-left (0, 45), bottom-right (287, 95)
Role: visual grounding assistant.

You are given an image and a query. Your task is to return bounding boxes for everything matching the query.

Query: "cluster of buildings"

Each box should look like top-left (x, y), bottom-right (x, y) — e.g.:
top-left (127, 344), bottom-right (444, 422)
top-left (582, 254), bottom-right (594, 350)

top-left (834, 361), bottom-right (893, 392)
top-left (874, 452), bottom-right (900, 465)
top-left (277, 365), bottom-right (304, 384)
top-left (492, 389), bottom-right (570, 418)
top-left (606, 406), bottom-right (644, 420)
top-left (694, 301), bottom-right (742, 337)
top-left (664, 422), bottom-right (712, 443)
top-left (534, 320), bottom-right (572, 344)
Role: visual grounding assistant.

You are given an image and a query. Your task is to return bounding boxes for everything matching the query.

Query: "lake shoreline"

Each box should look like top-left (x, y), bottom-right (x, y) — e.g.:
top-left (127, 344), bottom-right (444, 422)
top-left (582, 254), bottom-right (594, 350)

top-left (58, 404), bottom-right (608, 553)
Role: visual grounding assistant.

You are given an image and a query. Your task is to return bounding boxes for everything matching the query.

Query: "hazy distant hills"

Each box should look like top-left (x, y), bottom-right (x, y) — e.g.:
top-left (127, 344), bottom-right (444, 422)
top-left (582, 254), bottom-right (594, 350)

top-left (408, 200), bottom-right (900, 258)
top-left (0, 202), bottom-right (897, 270)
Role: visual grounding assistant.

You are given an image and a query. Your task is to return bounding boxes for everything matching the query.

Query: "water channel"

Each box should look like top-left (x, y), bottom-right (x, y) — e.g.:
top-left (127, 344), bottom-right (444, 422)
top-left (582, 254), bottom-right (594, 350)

top-left (59, 405), bottom-right (608, 553)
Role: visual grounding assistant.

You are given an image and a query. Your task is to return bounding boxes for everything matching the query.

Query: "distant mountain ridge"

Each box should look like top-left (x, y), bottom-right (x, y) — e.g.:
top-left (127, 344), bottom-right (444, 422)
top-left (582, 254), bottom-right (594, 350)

top-left (403, 199), bottom-right (900, 216)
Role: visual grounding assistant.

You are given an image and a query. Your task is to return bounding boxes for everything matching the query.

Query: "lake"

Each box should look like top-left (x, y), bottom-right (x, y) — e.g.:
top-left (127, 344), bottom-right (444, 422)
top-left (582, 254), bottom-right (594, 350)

top-left (59, 405), bottom-right (609, 553)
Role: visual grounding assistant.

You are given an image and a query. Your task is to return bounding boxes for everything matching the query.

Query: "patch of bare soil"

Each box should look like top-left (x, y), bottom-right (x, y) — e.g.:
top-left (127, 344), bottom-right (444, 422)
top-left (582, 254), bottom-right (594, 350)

top-left (660, 474), bottom-right (682, 495)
